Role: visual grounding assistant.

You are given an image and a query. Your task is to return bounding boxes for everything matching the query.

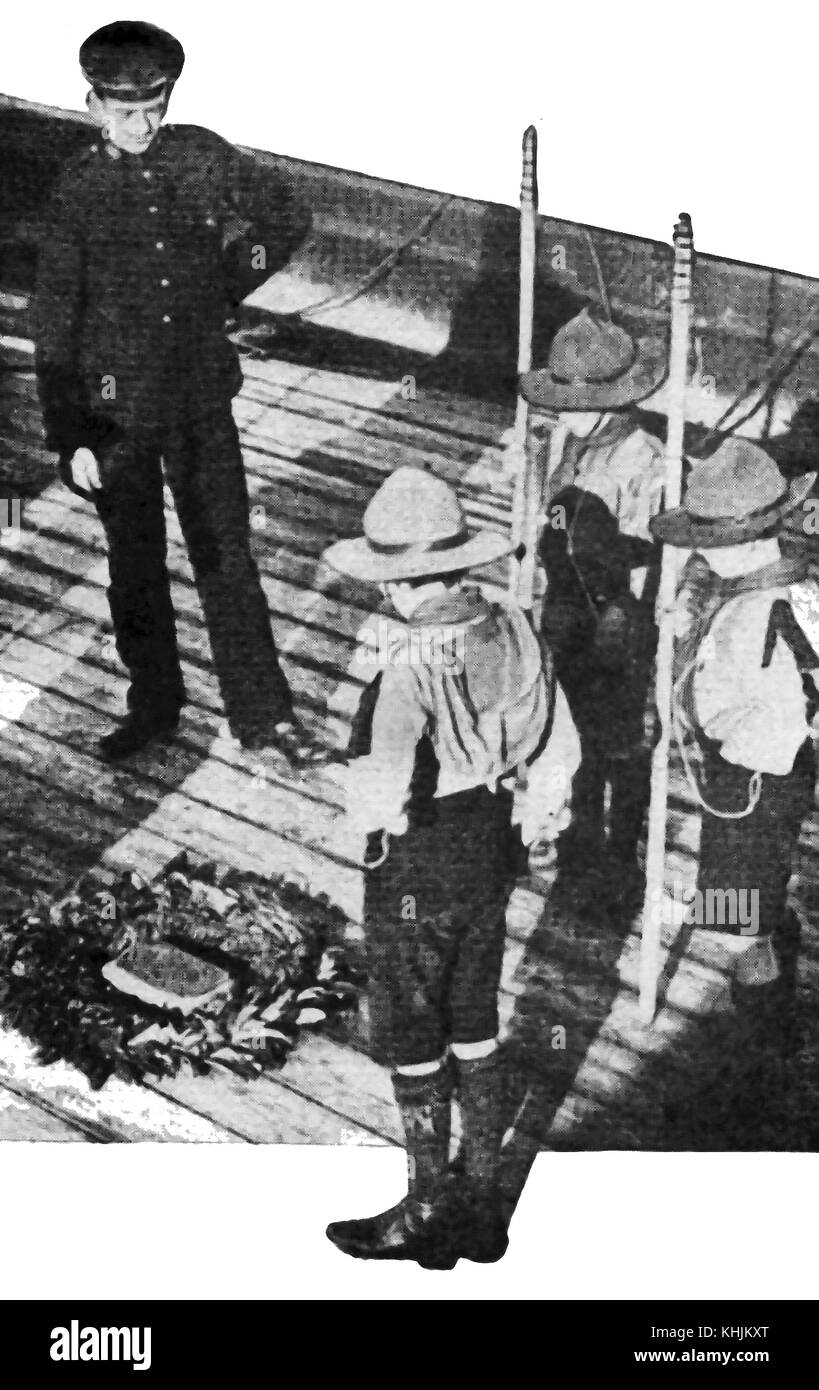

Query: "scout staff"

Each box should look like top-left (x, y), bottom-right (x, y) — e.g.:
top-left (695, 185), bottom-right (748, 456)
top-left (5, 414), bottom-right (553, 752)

top-left (520, 308), bottom-right (668, 918)
top-left (651, 437), bottom-right (818, 1070)
top-left (33, 21), bottom-right (320, 764)
top-left (323, 466), bottom-right (579, 1267)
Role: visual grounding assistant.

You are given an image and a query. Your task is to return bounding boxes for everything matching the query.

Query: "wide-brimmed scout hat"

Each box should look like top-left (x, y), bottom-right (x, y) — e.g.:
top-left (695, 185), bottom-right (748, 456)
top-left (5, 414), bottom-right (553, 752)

top-left (323, 466), bottom-right (514, 582)
top-left (519, 307), bottom-right (667, 411)
top-left (650, 436), bottom-right (817, 549)
top-left (80, 21), bottom-right (185, 102)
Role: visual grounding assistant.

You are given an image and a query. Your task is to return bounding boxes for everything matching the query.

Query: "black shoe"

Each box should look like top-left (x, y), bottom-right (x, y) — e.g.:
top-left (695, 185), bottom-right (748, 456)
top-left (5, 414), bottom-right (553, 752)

top-left (325, 1192), bottom-right (461, 1268)
top-left (98, 709), bottom-right (181, 762)
top-left (452, 1180), bottom-right (509, 1264)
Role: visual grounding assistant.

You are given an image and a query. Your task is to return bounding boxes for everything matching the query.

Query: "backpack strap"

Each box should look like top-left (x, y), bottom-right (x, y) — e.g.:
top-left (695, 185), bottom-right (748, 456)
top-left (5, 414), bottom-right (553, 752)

top-left (522, 627), bottom-right (557, 766)
top-left (762, 598), bottom-right (819, 671)
top-left (346, 671), bottom-right (383, 758)
top-left (762, 597), bottom-right (819, 721)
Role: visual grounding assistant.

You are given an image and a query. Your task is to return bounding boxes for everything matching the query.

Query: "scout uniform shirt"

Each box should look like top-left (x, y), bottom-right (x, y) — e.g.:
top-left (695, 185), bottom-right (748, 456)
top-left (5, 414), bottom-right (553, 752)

top-left (339, 584), bottom-right (580, 843)
top-left (566, 416), bottom-right (666, 542)
top-left (691, 573), bottom-right (819, 776)
top-left (558, 414), bottom-right (665, 600)
top-left (32, 123), bottom-right (311, 457)
top-left (673, 547), bottom-right (819, 778)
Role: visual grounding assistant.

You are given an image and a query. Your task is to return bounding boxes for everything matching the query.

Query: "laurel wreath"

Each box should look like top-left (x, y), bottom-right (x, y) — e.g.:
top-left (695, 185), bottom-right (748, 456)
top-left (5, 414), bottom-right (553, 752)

top-left (0, 852), bottom-right (362, 1090)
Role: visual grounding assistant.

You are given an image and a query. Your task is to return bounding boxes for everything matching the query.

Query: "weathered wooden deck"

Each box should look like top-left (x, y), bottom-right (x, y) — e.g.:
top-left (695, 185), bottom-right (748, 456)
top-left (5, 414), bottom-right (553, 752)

top-left (2, 295), bottom-right (819, 1169)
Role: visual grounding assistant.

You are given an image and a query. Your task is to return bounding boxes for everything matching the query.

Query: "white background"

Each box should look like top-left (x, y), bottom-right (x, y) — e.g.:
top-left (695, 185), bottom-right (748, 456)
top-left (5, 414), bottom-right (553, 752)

top-left (2, 0), bottom-right (819, 1303)
top-left (3, 0), bottom-right (819, 277)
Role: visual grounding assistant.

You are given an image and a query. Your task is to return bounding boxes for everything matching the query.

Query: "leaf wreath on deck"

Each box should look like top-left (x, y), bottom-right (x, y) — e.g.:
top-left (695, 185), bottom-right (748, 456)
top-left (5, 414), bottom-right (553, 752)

top-left (0, 852), bottom-right (363, 1090)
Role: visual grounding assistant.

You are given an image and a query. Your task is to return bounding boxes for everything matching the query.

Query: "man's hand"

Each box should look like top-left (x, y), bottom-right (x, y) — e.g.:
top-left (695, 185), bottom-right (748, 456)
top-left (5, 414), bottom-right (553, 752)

top-left (69, 447), bottom-right (101, 492)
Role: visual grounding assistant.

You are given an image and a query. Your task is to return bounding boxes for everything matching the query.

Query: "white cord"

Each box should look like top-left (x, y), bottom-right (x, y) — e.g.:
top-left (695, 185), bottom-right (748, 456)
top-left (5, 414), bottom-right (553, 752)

top-left (672, 659), bottom-right (762, 820)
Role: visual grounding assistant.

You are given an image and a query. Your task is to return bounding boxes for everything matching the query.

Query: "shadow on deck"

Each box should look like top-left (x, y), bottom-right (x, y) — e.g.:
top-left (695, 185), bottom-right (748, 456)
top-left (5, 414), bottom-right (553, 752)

top-left (1, 292), bottom-right (819, 1161)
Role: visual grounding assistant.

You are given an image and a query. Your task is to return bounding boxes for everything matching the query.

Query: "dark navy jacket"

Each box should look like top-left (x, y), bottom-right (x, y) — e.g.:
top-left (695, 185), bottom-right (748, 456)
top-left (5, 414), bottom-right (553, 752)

top-left (32, 123), bottom-right (311, 456)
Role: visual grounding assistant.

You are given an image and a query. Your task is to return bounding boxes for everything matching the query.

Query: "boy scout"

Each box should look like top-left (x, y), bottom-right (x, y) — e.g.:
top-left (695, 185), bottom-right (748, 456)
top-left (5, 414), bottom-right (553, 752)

top-left (520, 308), bottom-right (667, 918)
top-left (651, 439), bottom-right (817, 1076)
top-left (33, 21), bottom-right (318, 764)
top-left (322, 466), bottom-right (579, 1266)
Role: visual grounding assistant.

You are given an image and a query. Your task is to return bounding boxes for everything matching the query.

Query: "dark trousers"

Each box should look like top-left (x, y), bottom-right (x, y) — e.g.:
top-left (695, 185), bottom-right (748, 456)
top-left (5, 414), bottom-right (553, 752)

top-left (698, 740), bottom-right (815, 938)
top-left (555, 658), bottom-right (652, 870)
top-left (363, 787), bottom-right (520, 1068)
top-left (90, 408), bottom-right (293, 736)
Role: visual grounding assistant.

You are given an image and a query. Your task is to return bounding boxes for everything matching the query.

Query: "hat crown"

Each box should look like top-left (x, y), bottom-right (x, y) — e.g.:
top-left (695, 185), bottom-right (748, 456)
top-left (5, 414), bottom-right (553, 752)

top-left (363, 467), bottom-right (467, 550)
top-left (549, 308), bottom-right (638, 386)
top-left (80, 20), bottom-right (185, 94)
top-left (685, 438), bottom-right (787, 521)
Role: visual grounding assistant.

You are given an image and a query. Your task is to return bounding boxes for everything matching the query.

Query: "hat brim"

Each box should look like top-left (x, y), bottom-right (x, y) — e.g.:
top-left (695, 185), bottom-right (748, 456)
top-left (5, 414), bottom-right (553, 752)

top-left (86, 80), bottom-right (171, 102)
top-left (650, 470), bottom-right (818, 548)
top-left (519, 337), bottom-right (668, 411)
top-left (323, 529), bottom-right (515, 582)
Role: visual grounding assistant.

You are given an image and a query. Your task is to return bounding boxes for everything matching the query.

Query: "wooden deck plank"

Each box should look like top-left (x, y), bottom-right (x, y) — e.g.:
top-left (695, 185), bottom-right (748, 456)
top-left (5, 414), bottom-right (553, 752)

top-left (0, 1025), bottom-right (240, 1143)
top-left (275, 1033), bottom-right (399, 1143)
top-left (0, 567), bottom-right (362, 741)
top-left (247, 365), bottom-right (513, 441)
top-left (15, 490), bottom-right (381, 638)
top-left (0, 700), bottom-right (364, 918)
top-left (239, 399), bottom-right (512, 491)
top-left (3, 343), bottom-right (819, 1155)
top-left (150, 1063), bottom-right (389, 1146)
top-left (0, 623), bottom-right (350, 826)
top-left (0, 1083), bottom-right (89, 1141)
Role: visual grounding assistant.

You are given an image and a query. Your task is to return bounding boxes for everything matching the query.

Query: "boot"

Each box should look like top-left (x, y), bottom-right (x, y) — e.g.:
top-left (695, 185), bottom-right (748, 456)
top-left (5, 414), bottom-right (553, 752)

top-left (325, 1067), bottom-right (458, 1267)
top-left (98, 705), bottom-right (182, 762)
top-left (453, 1051), bottom-right (510, 1263)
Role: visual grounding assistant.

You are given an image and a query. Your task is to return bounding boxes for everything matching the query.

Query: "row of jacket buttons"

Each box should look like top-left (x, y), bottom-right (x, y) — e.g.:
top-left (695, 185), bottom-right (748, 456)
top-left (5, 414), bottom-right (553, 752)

top-left (153, 184), bottom-right (169, 317)
top-left (87, 149), bottom-right (184, 326)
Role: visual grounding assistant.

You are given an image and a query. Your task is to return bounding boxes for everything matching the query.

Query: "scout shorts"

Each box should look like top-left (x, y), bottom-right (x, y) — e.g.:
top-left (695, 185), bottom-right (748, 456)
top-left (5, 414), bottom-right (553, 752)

top-left (697, 740), bottom-right (815, 937)
top-left (362, 785), bottom-right (521, 1067)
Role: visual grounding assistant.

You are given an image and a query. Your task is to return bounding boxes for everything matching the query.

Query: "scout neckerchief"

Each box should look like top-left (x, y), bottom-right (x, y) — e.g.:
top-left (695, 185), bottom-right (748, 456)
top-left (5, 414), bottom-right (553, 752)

top-left (673, 552), bottom-right (815, 818)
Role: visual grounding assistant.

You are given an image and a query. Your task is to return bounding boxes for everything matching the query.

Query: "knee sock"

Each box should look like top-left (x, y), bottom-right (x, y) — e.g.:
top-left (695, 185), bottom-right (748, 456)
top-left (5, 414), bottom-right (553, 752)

top-left (391, 1065), bottom-right (452, 1200)
top-left (452, 1046), bottom-right (504, 1195)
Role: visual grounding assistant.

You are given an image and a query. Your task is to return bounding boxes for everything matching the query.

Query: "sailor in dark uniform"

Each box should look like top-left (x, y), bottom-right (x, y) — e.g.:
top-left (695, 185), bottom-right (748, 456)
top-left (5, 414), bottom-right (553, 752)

top-left (33, 21), bottom-right (320, 764)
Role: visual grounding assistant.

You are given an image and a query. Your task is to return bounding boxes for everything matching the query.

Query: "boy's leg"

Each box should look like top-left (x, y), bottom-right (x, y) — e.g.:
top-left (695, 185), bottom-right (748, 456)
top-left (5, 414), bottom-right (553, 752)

top-left (326, 829), bottom-right (461, 1266)
top-left (552, 697), bottom-right (608, 924)
top-left (699, 743), bottom-right (815, 1131)
top-left (448, 788), bottom-right (518, 1261)
top-left (325, 1061), bottom-right (458, 1266)
top-left (450, 1040), bottom-right (509, 1262)
top-left (448, 927), bottom-right (510, 1263)
top-left (607, 743), bottom-right (651, 913)
top-left (161, 410), bottom-right (298, 743)
top-left (729, 743), bottom-right (815, 1032)
top-left (556, 724), bottom-right (606, 869)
